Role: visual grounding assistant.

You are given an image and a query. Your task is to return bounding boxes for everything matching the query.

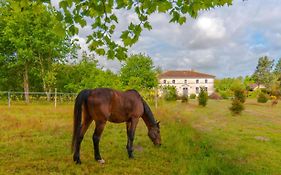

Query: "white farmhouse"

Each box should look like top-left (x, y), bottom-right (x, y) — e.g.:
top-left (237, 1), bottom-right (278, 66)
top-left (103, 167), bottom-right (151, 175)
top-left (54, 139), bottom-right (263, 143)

top-left (159, 70), bottom-right (215, 96)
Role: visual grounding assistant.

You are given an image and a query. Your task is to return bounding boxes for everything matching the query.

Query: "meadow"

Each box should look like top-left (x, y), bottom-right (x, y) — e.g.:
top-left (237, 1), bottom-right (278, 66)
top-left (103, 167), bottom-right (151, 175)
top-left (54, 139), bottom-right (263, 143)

top-left (0, 99), bottom-right (280, 175)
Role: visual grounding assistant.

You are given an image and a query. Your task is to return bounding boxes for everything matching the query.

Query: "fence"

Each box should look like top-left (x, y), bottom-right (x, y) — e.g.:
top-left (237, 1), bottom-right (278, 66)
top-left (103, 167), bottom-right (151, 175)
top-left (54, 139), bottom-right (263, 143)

top-left (0, 88), bottom-right (160, 108)
top-left (0, 90), bottom-right (77, 108)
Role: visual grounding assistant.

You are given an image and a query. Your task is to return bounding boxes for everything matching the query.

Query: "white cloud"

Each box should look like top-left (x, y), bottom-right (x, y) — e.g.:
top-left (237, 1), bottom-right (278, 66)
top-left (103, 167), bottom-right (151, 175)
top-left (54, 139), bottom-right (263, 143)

top-left (52, 0), bottom-right (281, 78)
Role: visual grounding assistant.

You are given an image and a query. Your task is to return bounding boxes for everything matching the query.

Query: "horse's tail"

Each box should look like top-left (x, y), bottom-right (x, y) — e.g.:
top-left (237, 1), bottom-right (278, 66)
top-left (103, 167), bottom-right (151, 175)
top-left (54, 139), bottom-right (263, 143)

top-left (71, 89), bottom-right (90, 153)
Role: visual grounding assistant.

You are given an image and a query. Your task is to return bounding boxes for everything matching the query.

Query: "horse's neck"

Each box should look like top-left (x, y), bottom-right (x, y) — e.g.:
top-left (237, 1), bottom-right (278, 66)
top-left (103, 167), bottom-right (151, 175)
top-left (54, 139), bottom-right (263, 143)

top-left (141, 114), bottom-right (155, 129)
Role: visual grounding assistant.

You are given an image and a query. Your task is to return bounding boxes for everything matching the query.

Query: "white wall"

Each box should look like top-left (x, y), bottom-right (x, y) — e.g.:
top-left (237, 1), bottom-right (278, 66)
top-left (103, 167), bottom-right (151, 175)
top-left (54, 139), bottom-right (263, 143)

top-left (159, 78), bottom-right (215, 96)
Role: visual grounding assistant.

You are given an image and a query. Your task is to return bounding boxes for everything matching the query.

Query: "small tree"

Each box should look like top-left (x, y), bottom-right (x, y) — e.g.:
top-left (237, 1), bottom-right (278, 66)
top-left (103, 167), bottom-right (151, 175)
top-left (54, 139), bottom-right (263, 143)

top-left (229, 88), bottom-right (246, 115)
top-left (198, 87), bottom-right (208, 107)
top-left (190, 93), bottom-right (196, 99)
top-left (163, 86), bottom-right (177, 101)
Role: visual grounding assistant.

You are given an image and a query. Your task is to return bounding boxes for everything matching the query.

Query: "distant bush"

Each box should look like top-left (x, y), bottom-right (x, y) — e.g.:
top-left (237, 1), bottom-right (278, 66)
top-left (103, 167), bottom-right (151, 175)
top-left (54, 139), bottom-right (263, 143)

top-left (229, 88), bottom-right (246, 115)
top-left (229, 99), bottom-right (245, 115)
top-left (198, 88), bottom-right (208, 107)
top-left (219, 91), bottom-right (230, 99)
top-left (257, 92), bottom-right (269, 103)
top-left (208, 92), bottom-right (222, 100)
top-left (181, 95), bottom-right (188, 103)
top-left (163, 86), bottom-right (177, 101)
top-left (234, 89), bottom-right (246, 103)
top-left (190, 93), bottom-right (196, 99)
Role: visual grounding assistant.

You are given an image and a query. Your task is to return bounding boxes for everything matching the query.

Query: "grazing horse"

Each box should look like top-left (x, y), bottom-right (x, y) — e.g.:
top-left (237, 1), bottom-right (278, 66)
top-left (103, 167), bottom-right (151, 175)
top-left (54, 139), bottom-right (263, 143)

top-left (72, 88), bottom-right (161, 164)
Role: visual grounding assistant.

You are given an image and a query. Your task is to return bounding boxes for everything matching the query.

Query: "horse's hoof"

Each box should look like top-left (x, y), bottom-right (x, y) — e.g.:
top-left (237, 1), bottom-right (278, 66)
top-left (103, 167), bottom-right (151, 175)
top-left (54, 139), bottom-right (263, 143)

top-left (97, 159), bottom-right (105, 164)
top-left (74, 159), bottom-right (81, 164)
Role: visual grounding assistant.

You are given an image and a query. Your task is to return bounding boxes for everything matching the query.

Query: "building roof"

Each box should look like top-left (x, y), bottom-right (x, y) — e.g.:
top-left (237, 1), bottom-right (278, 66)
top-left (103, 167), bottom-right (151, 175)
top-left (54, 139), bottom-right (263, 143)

top-left (159, 70), bottom-right (215, 79)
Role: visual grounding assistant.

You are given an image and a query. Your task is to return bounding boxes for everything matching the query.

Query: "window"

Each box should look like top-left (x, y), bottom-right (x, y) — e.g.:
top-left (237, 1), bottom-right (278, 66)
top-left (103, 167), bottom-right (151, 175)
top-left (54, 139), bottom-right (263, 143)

top-left (196, 79), bottom-right (199, 84)
top-left (172, 80), bottom-right (175, 84)
top-left (205, 79), bottom-right (208, 83)
top-left (196, 87), bottom-right (199, 93)
top-left (184, 80), bottom-right (187, 84)
top-left (205, 87), bottom-right (208, 91)
top-left (163, 80), bottom-right (166, 84)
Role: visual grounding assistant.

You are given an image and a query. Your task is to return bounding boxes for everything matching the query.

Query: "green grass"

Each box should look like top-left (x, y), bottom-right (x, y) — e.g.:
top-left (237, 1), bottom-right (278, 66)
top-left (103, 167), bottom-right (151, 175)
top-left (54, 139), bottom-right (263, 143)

top-left (0, 99), bottom-right (280, 175)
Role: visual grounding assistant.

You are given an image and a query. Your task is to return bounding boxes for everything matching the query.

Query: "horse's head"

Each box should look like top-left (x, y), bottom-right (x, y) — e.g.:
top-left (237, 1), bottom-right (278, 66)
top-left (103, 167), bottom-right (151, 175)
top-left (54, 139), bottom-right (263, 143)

top-left (148, 121), bottom-right (161, 146)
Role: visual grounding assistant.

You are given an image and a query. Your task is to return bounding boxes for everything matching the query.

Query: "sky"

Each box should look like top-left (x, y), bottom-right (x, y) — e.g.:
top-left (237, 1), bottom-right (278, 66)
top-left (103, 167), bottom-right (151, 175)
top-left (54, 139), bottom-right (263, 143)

top-left (51, 0), bottom-right (281, 78)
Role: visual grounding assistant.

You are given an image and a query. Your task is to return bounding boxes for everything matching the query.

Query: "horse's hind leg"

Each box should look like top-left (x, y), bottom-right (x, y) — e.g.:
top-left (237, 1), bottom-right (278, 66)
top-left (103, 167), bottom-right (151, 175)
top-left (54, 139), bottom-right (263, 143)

top-left (92, 120), bottom-right (106, 163)
top-left (126, 118), bottom-right (139, 159)
top-left (73, 110), bottom-right (92, 164)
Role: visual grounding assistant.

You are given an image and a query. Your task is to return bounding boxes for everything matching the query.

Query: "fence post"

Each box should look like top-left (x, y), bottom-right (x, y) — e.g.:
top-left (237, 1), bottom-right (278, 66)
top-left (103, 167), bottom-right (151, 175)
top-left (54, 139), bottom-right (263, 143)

top-left (8, 91), bottom-right (11, 108)
top-left (55, 88), bottom-right (57, 108)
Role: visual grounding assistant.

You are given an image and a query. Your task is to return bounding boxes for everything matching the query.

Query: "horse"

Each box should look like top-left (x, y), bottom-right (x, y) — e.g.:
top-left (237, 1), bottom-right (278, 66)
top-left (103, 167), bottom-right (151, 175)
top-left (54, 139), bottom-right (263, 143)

top-left (72, 88), bottom-right (161, 164)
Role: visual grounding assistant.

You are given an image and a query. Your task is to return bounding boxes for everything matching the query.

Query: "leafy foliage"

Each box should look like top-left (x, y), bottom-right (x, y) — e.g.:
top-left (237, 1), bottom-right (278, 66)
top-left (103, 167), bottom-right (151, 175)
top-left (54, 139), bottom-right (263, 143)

top-left (229, 99), bottom-right (244, 115)
top-left (252, 56), bottom-right (274, 88)
top-left (56, 0), bottom-right (233, 59)
top-left (120, 54), bottom-right (157, 90)
top-left (257, 92), bottom-right (269, 103)
top-left (229, 88), bottom-right (246, 115)
top-left (198, 87), bottom-right (208, 107)
top-left (190, 93), bottom-right (196, 99)
top-left (163, 86), bottom-right (177, 101)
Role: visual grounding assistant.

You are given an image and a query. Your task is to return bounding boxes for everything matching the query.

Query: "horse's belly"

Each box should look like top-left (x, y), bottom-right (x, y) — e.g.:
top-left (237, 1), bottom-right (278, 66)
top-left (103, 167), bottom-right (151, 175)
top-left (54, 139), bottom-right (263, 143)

top-left (108, 114), bottom-right (128, 123)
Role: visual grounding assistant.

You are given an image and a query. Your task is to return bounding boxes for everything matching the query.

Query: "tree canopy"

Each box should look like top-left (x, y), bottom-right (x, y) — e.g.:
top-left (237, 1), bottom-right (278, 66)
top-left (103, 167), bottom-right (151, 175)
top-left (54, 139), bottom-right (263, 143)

top-left (252, 56), bottom-right (274, 88)
top-left (56, 0), bottom-right (233, 60)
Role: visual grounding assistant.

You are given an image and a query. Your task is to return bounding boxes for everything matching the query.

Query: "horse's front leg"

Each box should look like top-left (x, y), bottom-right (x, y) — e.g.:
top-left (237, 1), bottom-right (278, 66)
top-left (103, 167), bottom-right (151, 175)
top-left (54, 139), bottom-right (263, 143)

top-left (92, 121), bottom-right (106, 164)
top-left (126, 118), bottom-right (139, 159)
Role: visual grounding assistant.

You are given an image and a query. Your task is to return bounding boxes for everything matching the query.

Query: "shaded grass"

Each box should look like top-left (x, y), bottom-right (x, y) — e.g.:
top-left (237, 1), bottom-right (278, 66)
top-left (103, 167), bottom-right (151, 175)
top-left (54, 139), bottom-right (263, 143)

top-left (0, 100), bottom-right (280, 174)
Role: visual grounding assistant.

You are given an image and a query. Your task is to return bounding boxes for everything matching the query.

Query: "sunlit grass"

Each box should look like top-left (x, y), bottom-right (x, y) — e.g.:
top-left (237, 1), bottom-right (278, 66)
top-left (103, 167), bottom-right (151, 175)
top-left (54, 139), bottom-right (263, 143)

top-left (0, 99), bottom-right (280, 174)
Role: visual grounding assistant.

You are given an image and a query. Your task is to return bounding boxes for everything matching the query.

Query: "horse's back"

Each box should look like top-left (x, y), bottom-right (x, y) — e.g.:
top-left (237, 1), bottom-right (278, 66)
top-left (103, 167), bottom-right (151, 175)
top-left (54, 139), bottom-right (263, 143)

top-left (86, 88), bottom-right (144, 123)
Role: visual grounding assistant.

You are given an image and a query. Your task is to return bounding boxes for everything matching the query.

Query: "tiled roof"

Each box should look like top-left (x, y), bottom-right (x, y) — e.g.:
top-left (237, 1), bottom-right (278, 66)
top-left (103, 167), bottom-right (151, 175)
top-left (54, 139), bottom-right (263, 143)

top-left (159, 70), bottom-right (215, 78)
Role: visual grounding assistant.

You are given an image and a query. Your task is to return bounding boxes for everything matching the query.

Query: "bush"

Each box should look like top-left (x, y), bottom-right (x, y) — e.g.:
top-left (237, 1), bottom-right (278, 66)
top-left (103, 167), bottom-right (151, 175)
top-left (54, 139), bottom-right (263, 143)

top-left (181, 95), bottom-right (188, 103)
top-left (198, 88), bottom-right (208, 107)
top-left (229, 99), bottom-right (244, 115)
top-left (190, 93), bottom-right (196, 99)
top-left (219, 91), bottom-right (229, 99)
top-left (208, 92), bottom-right (222, 100)
top-left (257, 92), bottom-right (269, 103)
top-left (229, 88), bottom-right (246, 115)
top-left (163, 86), bottom-right (177, 101)
top-left (233, 89), bottom-right (246, 103)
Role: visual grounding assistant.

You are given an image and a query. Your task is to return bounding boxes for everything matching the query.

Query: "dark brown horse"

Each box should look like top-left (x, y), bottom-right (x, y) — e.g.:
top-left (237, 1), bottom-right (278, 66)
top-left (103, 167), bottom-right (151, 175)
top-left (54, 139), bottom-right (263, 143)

top-left (72, 88), bottom-right (161, 164)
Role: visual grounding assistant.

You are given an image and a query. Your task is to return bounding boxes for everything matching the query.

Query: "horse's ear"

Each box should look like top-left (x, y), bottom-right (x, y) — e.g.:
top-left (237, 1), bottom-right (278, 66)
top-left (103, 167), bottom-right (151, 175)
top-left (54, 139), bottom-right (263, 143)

top-left (157, 121), bottom-right (160, 127)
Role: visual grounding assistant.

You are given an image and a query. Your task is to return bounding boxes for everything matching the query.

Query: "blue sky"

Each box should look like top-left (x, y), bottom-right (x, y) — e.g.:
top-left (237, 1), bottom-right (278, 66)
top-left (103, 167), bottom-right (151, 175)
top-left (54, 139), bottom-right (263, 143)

top-left (52, 0), bottom-right (281, 78)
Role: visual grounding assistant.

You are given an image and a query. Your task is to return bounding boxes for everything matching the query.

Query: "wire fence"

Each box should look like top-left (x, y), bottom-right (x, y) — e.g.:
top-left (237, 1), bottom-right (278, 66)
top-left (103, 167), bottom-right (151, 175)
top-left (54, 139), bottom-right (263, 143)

top-left (0, 90), bottom-right (77, 107)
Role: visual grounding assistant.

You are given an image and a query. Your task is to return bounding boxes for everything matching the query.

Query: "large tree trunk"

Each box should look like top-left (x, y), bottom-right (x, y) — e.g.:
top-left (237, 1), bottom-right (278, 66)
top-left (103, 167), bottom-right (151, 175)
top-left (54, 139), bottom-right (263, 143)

top-left (23, 64), bottom-right (30, 103)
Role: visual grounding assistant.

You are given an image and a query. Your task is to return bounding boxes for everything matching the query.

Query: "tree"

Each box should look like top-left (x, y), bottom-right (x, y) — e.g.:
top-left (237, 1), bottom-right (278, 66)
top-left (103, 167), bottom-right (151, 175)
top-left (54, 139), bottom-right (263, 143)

top-left (56, 0), bottom-right (233, 60)
top-left (252, 56), bottom-right (274, 88)
top-left (120, 54), bottom-right (157, 90)
top-left (274, 58), bottom-right (281, 75)
top-left (0, 1), bottom-right (71, 102)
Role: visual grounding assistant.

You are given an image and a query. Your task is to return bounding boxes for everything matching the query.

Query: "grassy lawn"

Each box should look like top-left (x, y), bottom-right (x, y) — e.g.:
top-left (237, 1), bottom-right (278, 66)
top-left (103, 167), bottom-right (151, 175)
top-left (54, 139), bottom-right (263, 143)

top-left (0, 99), bottom-right (280, 175)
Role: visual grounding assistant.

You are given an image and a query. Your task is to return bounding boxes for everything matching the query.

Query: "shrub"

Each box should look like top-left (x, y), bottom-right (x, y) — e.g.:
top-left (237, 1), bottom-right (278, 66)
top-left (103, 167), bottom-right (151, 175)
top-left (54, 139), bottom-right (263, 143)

top-left (233, 89), bottom-right (246, 103)
top-left (208, 92), bottom-right (222, 100)
top-left (219, 91), bottom-right (229, 99)
top-left (229, 99), bottom-right (244, 115)
top-left (190, 93), bottom-right (196, 99)
top-left (163, 86), bottom-right (177, 101)
top-left (257, 92), bottom-right (269, 103)
top-left (198, 88), bottom-right (208, 107)
top-left (229, 88), bottom-right (246, 115)
top-left (181, 95), bottom-right (188, 103)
